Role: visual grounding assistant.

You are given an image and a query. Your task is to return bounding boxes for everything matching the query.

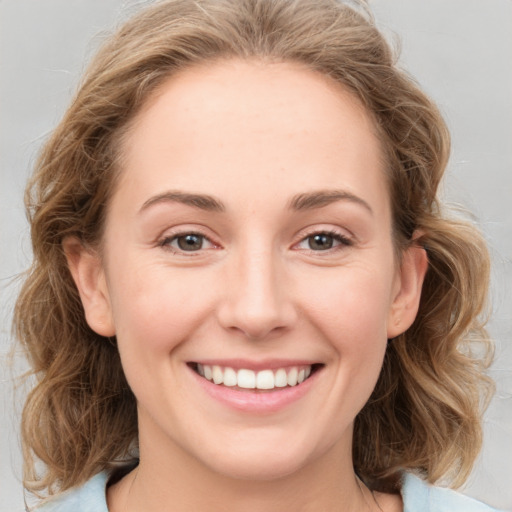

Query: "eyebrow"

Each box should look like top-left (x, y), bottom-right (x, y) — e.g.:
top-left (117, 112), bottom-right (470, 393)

top-left (288, 189), bottom-right (373, 215)
top-left (139, 188), bottom-right (372, 215)
top-left (140, 191), bottom-right (225, 213)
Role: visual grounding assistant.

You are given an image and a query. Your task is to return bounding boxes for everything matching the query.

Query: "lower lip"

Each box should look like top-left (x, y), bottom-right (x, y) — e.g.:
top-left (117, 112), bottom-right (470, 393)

top-left (188, 366), bottom-right (319, 414)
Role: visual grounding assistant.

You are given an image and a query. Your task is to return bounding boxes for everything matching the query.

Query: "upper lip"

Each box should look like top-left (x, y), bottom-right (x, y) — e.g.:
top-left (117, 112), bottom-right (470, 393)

top-left (189, 359), bottom-right (321, 371)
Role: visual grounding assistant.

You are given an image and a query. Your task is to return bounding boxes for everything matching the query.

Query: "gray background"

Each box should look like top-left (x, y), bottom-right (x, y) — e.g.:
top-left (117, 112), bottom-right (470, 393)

top-left (1, 1), bottom-right (511, 510)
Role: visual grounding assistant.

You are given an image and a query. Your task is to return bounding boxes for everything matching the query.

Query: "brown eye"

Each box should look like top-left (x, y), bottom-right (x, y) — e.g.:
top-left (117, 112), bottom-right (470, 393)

top-left (308, 233), bottom-right (335, 250)
top-left (295, 230), bottom-right (353, 252)
top-left (176, 234), bottom-right (204, 251)
top-left (160, 231), bottom-right (217, 254)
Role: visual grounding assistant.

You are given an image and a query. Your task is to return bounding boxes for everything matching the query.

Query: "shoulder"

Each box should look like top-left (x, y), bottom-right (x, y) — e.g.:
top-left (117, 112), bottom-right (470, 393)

top-left (401, 473), bottom-right (504, 512)
top-left (33, 472), bottom-right (109, 512)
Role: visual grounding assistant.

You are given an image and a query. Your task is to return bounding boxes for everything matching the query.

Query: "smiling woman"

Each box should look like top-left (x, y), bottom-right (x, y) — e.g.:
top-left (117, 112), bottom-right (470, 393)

top-left (62, 63), bottom-right (419, 500)
top-left (13, 1), bottom-right (502, 511)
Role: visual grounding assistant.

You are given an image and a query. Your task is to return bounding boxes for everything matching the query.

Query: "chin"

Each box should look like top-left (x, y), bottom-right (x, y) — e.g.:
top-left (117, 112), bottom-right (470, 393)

top-left (192, 431), bottom-right (328, 482)
top-left (206, 451), bottom-right (310, 482)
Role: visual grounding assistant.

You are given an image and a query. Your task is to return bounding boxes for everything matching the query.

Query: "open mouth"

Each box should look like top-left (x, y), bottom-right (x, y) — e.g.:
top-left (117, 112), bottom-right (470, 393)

top-left (189, 363), bottom-right (322, 391)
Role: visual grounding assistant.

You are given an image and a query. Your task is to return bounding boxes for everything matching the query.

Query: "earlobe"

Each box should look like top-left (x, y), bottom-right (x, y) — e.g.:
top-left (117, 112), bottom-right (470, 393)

top-left (63, 237), bottom-right (116, 337)
top-left (387, 241), bottom-right (428, 339)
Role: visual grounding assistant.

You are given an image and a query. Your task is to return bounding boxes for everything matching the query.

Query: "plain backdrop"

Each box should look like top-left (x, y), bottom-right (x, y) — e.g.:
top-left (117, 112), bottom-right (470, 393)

top-left (1, 1), bottom-right (511, 511)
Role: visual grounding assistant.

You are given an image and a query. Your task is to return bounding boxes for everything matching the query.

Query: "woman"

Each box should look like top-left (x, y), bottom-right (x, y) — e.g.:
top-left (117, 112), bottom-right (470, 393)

top-left (15, 0), bottom-right (501, 510)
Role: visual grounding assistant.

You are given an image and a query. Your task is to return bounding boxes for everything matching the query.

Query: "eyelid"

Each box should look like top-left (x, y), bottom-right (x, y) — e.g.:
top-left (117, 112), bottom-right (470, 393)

top-left (293, 226), bottom-right (354, 252)
top-left (157, 226), bottom-right (220, 254)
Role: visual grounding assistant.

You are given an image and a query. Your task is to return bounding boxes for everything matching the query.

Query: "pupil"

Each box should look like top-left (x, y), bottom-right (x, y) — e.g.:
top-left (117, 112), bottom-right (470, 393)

top-left (178, 234), bottom-right (203, 251)
top-left (309, 234), bottom-right (333, 250)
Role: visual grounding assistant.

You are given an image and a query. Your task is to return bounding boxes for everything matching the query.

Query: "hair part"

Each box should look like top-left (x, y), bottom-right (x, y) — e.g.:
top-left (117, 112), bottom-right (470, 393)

top-left (15, 0), bottom-right (493, 497)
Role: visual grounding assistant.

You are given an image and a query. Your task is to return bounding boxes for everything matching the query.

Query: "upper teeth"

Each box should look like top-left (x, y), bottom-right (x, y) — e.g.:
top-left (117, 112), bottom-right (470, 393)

top-left (197, 364), bottom-right (312, 390)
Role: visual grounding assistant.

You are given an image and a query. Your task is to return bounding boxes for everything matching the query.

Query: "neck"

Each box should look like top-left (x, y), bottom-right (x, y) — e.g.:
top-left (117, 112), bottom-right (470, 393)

top-left (108, 424), bottom-right (375, 512)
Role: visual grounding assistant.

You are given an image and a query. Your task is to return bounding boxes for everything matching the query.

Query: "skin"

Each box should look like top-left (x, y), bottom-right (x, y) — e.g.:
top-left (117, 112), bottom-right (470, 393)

top-left (65, 60), bottom-right (427, 512)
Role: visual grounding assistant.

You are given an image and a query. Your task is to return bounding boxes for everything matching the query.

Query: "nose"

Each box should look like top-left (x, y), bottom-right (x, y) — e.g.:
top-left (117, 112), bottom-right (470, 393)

top-left (216, 246), bottom-right (298, 341)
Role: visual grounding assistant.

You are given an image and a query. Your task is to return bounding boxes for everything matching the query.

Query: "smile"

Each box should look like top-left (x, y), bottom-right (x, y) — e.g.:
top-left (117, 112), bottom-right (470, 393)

top-left (194, 364), bottom-right (315, 390)
top-left (188, 361), bottom-right (323, 412)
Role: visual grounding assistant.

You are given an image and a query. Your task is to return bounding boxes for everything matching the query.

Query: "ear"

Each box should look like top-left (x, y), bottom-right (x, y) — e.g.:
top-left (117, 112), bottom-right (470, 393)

top-left (387, 238), bottom-right (428, 339)
top-left (63, 237), bottom-right (116, 337)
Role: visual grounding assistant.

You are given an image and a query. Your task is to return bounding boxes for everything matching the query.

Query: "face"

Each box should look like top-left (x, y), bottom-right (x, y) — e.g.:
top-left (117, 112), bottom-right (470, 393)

top-left (68, 60), bottom-right (426, 481)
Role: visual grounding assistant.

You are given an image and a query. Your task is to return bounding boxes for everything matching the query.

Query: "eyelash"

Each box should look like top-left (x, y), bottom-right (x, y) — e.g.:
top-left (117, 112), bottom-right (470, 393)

top-left (158, 231), bottom-right (216, 255)
top-left (158, 229), bottom-right (353, 255)
top-left (295, 229), bottom-right (353, 253)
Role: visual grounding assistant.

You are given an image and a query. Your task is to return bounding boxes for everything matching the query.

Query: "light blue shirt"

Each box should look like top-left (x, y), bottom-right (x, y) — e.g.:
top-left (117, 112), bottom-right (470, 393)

top-left (34, 471), bottom-right (504, 511)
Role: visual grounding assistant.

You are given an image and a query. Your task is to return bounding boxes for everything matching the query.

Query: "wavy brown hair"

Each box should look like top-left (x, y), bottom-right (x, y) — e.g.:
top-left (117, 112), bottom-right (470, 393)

top-left (15, 0), bottom-right (493, 497)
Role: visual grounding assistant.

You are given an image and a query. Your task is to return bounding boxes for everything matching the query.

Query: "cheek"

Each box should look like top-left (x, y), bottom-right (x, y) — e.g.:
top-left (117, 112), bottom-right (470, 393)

top-left (308, 266), bottom-right (392, 325)
top-left (301, 264), bottom-right (394, 361)
top-left (292, 264), bottom-right (395, 425)
top-left (106, 262), bottom-right (219, 402)
top-left (107, 260), bottom-right (215, 354)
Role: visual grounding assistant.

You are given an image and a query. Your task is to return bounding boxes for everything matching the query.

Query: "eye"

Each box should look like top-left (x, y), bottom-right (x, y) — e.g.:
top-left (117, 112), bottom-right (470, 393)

top-left (296, 231), bottom-right (352, 251)
top-left (160, 232), bottom-right (215, 253)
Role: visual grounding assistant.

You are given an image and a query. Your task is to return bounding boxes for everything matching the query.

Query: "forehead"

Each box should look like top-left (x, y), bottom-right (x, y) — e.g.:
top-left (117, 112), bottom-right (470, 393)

top-left (115, 59), bottom-right (388, 217)
top-left (127, 59), bottom-right (380, 149)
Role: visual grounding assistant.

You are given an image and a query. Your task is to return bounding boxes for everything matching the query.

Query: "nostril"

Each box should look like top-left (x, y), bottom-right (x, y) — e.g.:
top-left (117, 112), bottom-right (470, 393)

top-left (215, 272), bottom-right (298, 340)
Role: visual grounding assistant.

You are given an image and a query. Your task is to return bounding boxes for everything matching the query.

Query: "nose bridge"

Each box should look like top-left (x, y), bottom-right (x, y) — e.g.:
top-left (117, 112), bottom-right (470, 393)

top-left (217, 239), bottom-right (296, 339)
